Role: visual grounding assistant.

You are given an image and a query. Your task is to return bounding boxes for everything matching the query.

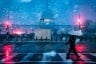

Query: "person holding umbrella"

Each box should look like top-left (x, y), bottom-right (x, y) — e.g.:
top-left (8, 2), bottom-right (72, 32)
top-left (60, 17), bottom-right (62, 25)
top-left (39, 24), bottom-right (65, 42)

top-left (66, 29), bottom-right (83, 59)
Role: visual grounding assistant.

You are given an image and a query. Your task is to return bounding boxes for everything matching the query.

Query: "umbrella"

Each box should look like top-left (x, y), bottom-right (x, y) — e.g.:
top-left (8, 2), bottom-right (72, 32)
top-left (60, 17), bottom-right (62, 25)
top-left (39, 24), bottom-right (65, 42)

top-left (68, 29), bottom-right (83, 44)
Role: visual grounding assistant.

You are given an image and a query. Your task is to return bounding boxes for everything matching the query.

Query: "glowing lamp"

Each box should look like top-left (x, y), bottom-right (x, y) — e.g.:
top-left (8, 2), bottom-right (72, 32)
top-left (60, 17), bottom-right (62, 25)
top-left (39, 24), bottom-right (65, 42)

top-left (13, 29), bottom-right (24, 35)
top-left (4, 20), bottom-right (12, 28)
top-left (78, 19), bottom-right (80, 23)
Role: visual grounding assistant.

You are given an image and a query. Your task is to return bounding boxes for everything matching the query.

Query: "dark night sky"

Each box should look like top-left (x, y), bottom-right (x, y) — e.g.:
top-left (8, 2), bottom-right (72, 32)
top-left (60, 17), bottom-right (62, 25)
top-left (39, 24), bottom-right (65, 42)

top-left (0, 0), bottom-right (96, 25)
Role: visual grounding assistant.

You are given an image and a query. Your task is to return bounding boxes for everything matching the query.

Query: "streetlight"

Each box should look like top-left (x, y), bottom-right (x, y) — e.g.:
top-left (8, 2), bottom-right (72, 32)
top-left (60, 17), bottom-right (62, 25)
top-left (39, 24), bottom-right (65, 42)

top-left (3, 20), bottom-right (12, 41)
top-left (4, 20), bottom-right (12, 33)
top-left (77, 15), bottom-right (81, 29)
top-left (4, 20), bottom-right (11, 28)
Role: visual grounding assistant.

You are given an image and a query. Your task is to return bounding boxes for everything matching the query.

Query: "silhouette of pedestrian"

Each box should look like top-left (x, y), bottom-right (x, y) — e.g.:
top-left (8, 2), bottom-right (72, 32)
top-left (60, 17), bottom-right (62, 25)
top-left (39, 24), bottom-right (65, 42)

top-left (66, 35), bottom-right (80, 59)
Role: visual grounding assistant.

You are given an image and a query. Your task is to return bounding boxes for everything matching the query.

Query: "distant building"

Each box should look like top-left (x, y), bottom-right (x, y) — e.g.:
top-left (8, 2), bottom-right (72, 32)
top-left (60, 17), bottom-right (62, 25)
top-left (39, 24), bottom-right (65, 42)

top-left (39, 0), bottom-right (55, 29)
